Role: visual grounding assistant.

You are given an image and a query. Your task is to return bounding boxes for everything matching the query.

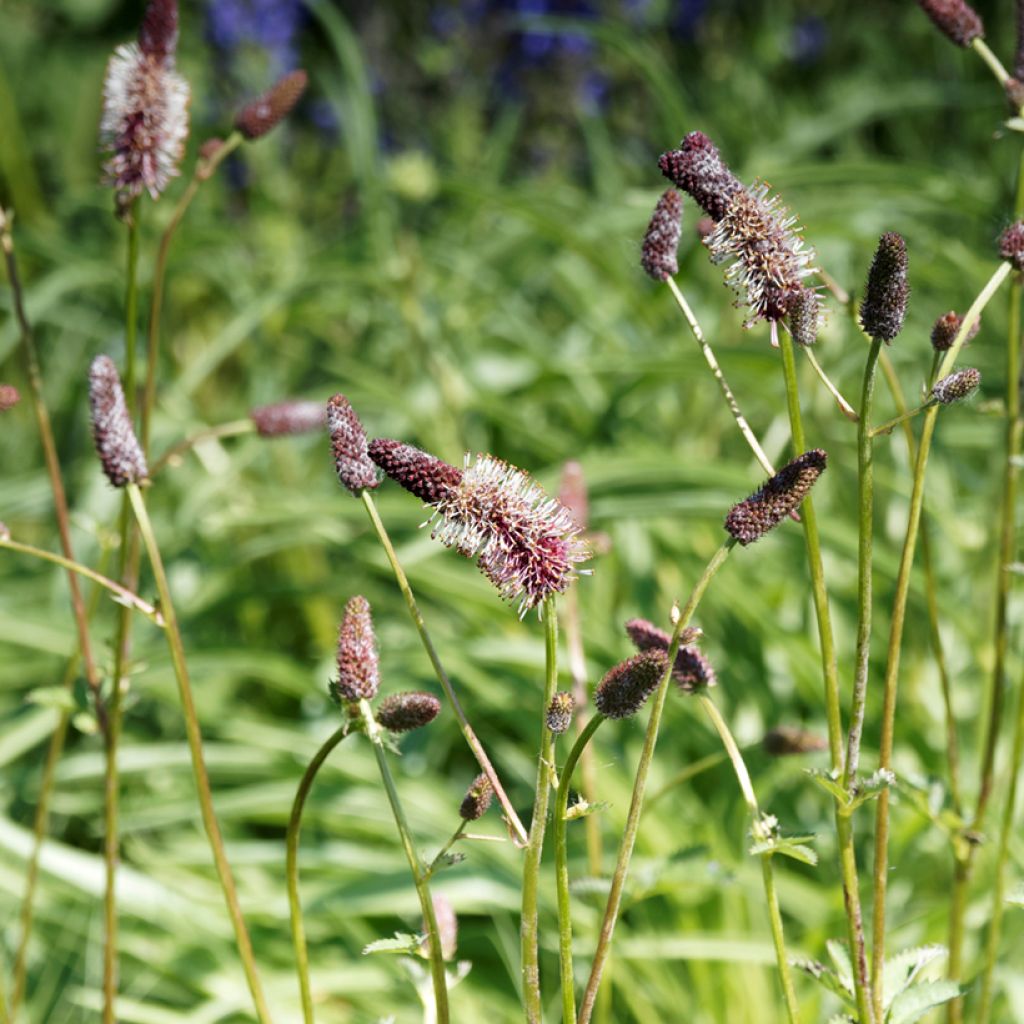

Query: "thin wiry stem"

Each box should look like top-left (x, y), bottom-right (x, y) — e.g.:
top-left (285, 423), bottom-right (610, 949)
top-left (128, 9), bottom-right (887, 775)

top-left (869, 402), bottom-right (934, 438)
top-left (521, 596), bottom-right (559, 1023)
top-left (151, 419), bottom-right (254, 475)
top-left (971, 38), bottom-right (1011, 87)
top-left (287, 723), bottom-right (350, 1024)
top-left (360, 490), bottom-right (529, 847)
top-left (578, 540), bottom-right (734, 1024)
top-left (802, 347), bottom-right (859, 422)
top-left (127, 484), bottom-right (274, 1024)
top-left (869, 261), bottom-right (1013, 1022)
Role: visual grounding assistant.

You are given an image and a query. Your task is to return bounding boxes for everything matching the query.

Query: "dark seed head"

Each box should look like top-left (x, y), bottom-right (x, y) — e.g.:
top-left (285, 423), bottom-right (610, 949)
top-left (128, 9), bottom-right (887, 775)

top-left (859, 232), bottom-right (909, 343)
top-left (0, 384), bottom-right (20, 411)
top-left (250, 399), bottom-right (326, 437)
top-left (916, 0), bottom-right (984, 46)
top-left (236, 70), bottom-right (309, 141)
top-left (671, 647), bottom-right (717, 694)
top-left (763, 726), bottom-right (829, 756)
top-left (459, 772), bottom-right (494, 820)
top-left (641, 189), bottom-right (684, 281)
top-left (594, 650), bottom-right (669, 720)
top-left (545, 691), bottom-right (576, 735)
top-left (138, 0), bottom-right (178, 58)
top-left (658, 131), bottom-right (744, 223)
top-left (724, 449), bottom-right (827, 546)
top-left (788, 288), bottom-right (820, 347)
top-left (624, 619), bottom-right (710, 691)
top-left (999, 221), bottom-right (1024, 271)
top-left (930, 310), bottom-right (980, 352)
top-left (88, 355), bottom-right (148, 488)
top-left (327, 394), bottom-right (379, 494)
top-left (376, 691), bottom-right (442, 733)
top-left (329, 596), bottom-right (379, 703)
top-left (369, 438), bottom-right (463, 504)
top-left (931, 367), bottom-right (981, 405)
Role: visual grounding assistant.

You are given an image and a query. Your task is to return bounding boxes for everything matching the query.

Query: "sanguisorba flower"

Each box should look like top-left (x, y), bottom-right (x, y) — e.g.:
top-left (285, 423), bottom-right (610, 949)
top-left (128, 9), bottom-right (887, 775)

top-left (250, 399), bottom-right (326, 437)
top-left (376, 691), bottom-right (442, 732)
top-left (658, 132), bottom-right (743, 223)
top-left (235, 69), bottom-right (309, 141)
top-left (370, 441), bottom-right (590, 615)
top-left (931, 367), bottom-right (981, 405)
top-left (89, 355), bottom-right (148, 487)
top-left (459, 773), bottom-right (494, 821)
top-left (100, 0), bottom-right (190, 204)
top-left (545, 691), bottom-right (576, 735)
top-left (641, 189), bottom-right (684, 281)
top-left (930, 310), bottom-right (980, 352)
top-left (859, 232), bottom-right (909, 344)
top-left (916, 0), bottom-right (984, 47)
top-left (624, 618), bottom-right (714, 693)
top-left (999, 221), bottom-right (1024, 270)
top-left (594, 650), bottom-right (669, 719)
top-left (329, 595), bottom-right (379, 703)
top-left (327, 394), bottom-right (379, 495)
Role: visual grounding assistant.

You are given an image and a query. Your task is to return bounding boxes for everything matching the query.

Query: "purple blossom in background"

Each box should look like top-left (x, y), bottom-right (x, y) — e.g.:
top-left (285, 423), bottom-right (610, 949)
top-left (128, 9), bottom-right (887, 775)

top-left (205, 0), bottom-right (306, 71)
top-left (790, 16), bottom-right (828, 65)
top-left (671, 0), bottom-right (708, 39)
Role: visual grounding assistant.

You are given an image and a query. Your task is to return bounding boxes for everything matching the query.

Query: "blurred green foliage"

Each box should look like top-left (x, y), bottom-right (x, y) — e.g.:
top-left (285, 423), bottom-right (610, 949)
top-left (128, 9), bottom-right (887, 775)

top-left (1, 0), bottom-right (1023, 1021)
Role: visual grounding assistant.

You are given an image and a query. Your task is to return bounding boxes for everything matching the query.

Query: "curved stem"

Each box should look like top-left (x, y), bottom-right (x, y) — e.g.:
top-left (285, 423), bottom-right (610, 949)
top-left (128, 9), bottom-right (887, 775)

top-left (359, 700), bottom-right (449, 1024)
top-left (521, 597), bottom-right (559, 1022)
top-left (127, 484), bottom-right (274, 1024)
top-left (971, 38), bottom-right (1011, 88)
top-left (360, 490), bottom-right (528, 847)
top-left (802, 347), bottom-right (859, 423)
top-left (578, 540), bottom-right (734, 1024)
top-left (287, 723), bottom-right (350, 1024)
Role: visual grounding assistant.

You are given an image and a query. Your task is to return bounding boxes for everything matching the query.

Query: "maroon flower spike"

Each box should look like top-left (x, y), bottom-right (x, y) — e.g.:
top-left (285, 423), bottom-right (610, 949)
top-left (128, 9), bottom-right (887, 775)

top-left (0, 384), bottom-right (20, 412)
top-left (916, 0), bottom-right (984, 47)
top-left (788, 288), bottom-right (820, 347)
top-left (558, 460), bottom-right (589, 531)
top-left (624, 618), bottom-right (710, 692)
top-left (369, 438), bottom-right (463, 504)
top-left (545, 691), bottom-right (576, 735)
top-left (459, 772), bottom-right (494, 820)
top-left (250, 399), bottom-right (326, 438)
top-left (327, 394), bottom-right (379, 494)
top-left (724, 449), bottom-right (827, 546)
top-left (595, 650), bottom-right (669, 719)
top-left (138, 0), bottom-right (178, 58)
top-left (658, 131), bottom-right (744, 222)
top-left (859, 232), bottom-right (909, 344)
top-left (235, 69), bottom-right (309, 141)
top-left (641, 189), bottom-right (684, 281)
top-left (376, 690), bottom-right (441, 733)
top-left (89, 355), bottom-right (148, 487)
top-left (999, 221), bottom-right (1024, 271)
top-left (763, 726), bottom-right (829, 756)
top-left (931, 367), bottom-right (981, 405)
top-left (930, 310), bottom-right (980, 352)
top-left (329, 596), bottom-right (379, 703)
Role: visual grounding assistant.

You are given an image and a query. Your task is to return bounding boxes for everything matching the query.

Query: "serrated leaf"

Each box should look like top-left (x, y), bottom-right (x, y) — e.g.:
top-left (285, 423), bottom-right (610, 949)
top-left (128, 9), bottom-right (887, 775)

top-left (882, 945), bottom-right (946, 1008)
top-left (1007, 882), bottom-right (1024, 906)
top-left (793, 959), bottom-right (855, 1004)
top-left (887, 980), bottom-right (961, 1024)
top-left (826, 939), bottom-right (855, 992)
top-left (848, 769), bottom-right (896, 812)
top-left (362, 932), bottom-right (424, 956)
top-left (566, 799), bottom-right (609, 821)
top-left (749, 836), bottom-right (819, 866)
top-left (806, 769), bottom-right (850, 806)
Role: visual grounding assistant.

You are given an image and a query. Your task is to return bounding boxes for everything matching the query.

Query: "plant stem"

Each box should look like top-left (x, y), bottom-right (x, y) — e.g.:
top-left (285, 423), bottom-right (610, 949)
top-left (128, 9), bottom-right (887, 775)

top-left (698, 694), bottom-right (801, 1024)
top-left (869, 403), bottom-right (933, 438)
top-left (127, 484), bottom-right (274, 1024)
top-left (359, 699), bottom-right (449, 1024)
top-left (554, 714), bottom-right (604, 1024)
top-left (360, 489), bottom-right (529, 847)
top-left (426, 823), bottom-right (468, 880)
top-left (869, 262), bottom-right (1013, 1022)
top-left (801, 347), bottom-right (859, 423)
top-left (845, 336), bottom-right (883, 785)
top-left (521, 596), bottom-right (559, 1022)
top-left (777, 324), bottom-right (874, 1024)
top-left (664, 276), bottom-right (778, 475)
top-left (286, 723), bottom-right (350, 1024)
top-left (578, 540), bottom-right (735, 1024)
top-left (141, 133), bottom-right (242, 452)
top-left (151, 419), bottom-right (255, 475)
top-left (971, 38), bottom-right (1011, 88)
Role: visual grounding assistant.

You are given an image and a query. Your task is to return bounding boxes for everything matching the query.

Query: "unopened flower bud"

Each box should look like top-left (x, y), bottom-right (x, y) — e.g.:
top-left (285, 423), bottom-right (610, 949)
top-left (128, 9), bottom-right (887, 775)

top-left (0, 384), bottom-right (20, 411)
top-left (930, 310), bottom-right (980, 352)
top-left (235, 70), bottom-right (308, 141)
top-left (787, 288), bottom-right (820, 347)
top-left (859, 232), bottom-right (909, 343)
top-left (999, 221), bottom-right (1024, 271)
top-left (594, 650), bottom-right (669, 719)
top-left (763, 726), bottom-right (829, 756)
top-left (369, 438), bottom-right (463, 504)
top-left (376, 691), bottom-right (441, 732)
top-left (250, 399), bottom-right (326, 437)
top-left (641, 189), bottom-right (683, 281)
top-left (88, 355), bottom-right (148, 487)
top-left (329, 596), bottom-right (379, 703)
top-left (545, 691), bottom-right (576, 735)
top-left (459, 772), bottom-right (494, 820)
top-left (327, 395), bottom-right (379, 494)
top-left (931, 367), bottom-right (981, 405)
top-left (916, 0), bottom-right (984, 47)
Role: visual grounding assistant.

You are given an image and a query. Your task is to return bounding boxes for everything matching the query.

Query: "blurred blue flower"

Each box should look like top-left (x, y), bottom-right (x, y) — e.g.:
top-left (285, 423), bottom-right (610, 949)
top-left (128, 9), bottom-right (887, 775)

top-left (205, 0), bottom-right (305, 71)
top-left (790, 16), bottom-right (828, 66)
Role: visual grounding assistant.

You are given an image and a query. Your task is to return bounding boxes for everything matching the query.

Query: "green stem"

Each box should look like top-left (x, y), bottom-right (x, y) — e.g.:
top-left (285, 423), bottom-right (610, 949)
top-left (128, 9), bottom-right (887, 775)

top-left (971, 38), bottom-right (1011, 88)
top-left (698, 694), bottom-right (801, 1024)
top-left (127, 484), bottom-right (274, 1024)
top-left (359, 700), bottom-right (449, 1024)
top-left (845, 336), bottom-right (883, 785)
top-left (801, 346), bottom-right (859, 422)
top-left (777, 325), bottom-right (874, 1024)
top-left (578, 540), bottom-right (734, 1024)
top-left (646, 750), bottom-right (730, 806)
top-left (870, 262), bottom-right (1013, 1022)
top-left (286, 723), bottom-right (350, 1024)
top-left (360, 490), bottom-right (529, 847)
top-left (426, 823), bottom-right (468, 880)
top-left (869, 403), bottom-right (933, 438)
top-left (521, 597), bottom-right (559, 1022)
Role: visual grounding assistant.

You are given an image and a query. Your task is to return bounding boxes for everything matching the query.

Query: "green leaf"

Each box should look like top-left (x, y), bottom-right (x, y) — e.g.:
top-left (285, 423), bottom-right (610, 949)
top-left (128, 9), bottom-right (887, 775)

top-left (362, 932), bottom-right (424, 956)
top-left (847, 769), bottom-right (896, 812)
top-left (25, 686), bottom-right (76, 713)
top-left (887, 980), bottom-right (961, 1024)
top-left (566, 799), bottom-right (609, 821)
top-left (826, 939), bottom-right (855, 992)
top-left (793, 959), bottom-right (854, 1004)
top-left (806, 768), bottom-right (850, 807)
top-left (749, 835), bottom-right (818, 866)
top-left (882, 945), bottom-right (946, 1009)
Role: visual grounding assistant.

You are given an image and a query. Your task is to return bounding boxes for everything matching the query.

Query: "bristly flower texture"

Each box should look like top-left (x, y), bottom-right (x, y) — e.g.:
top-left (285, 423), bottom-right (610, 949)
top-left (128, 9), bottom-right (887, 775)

top-left (916, 0), bottom-right (984, 47)
top-left (371, 441), bottom-right (590, 615)
top-left (376, 691), bottom-right (441, 733)
top-left (459, 773), bottom-right (494, 821)
top-left (100, 0), bottom-right (190, 203)
top-left (594, 650), bottom-right (669, 719)
top-left (931, 367), bottom-right (981, 405)
top-left (235, 69), bottom-right (308, 140)
top-left (250, 399), bottom-right (326, 437)
top-left (624, 618), bottom-right (714, 693)
top-left (724, 449), bottom-right (828, 546)
top-left (999, 221), bottom-right (1024, 271)
top-left (641, 189), bottom-right (683, 281)
top-left (329, 595), bottom-right (379, 703)
top-left (327, 394), bottom-right (379, 494)
top-left (0, 384), bottom-right (20, 412)
top-left (931, 310), bottom-right (980, 352)
top-left (859, 232), bottom-right (909, 344)
top-left (88, 355), bottom-right (148, 487)
top-left (545, 691), bottom-right (576, 735)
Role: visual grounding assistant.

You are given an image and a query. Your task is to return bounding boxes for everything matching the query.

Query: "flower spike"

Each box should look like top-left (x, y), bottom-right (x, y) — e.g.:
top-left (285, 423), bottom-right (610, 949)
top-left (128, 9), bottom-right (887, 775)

top-left (641, 189), bottom-right (683, 281)
top-left (329, 596), bottom-right (379, 703)
top-left (89, 355), bottom-right (148, 487)
top-left (376, 691), bottom-right (441, 733)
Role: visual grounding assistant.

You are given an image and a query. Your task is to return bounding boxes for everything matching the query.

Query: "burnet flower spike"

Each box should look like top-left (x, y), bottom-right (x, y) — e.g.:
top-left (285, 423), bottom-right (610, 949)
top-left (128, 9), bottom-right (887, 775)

top-left (545, 692), bottom-right (576, 735)
top-left (327, 394), bottom-right (380, 495)
top-left (235, 69), bottom-right (309, 141)
top-left (328, 595), bottom-right (380, 705)
top-left (640, 189), bottom-right (684, 281)
top-left (250, 400), bottom-right (326, 438)
top-left (594, 650), bottom-right (669, 720)
top-left (376, 692), bottom-right (442, 733)
top-left (459, 773), bottom-right (494, 821)
top-left (931, 367), bottom-right (981, 405)
top-left (931, 310), bottom-right (981, 352)
top-left (624, 618), bottom-right (713, 693)
top-left (89, 356), bottom-right (149, 487)
top-left (859, 232), bottom-right (909, 344)
top-left (916, 0), bottom-right (984, 47)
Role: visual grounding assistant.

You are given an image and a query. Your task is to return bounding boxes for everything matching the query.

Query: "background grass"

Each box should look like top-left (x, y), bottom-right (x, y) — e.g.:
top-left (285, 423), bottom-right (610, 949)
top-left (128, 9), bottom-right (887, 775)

top-left (1, 0), bottom-right (1023, 1020)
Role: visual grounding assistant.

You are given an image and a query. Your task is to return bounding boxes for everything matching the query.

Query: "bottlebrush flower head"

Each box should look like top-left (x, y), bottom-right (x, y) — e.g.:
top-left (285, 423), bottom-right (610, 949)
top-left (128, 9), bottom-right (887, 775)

top-left (329, 595), bottom-right (379, 703)
top-left (999, 221), bottom-right (1024, 271)
top-left (369, 438), bottom-right (463, 504)
top-left (88, 355), bottom-right (148, 487)
top-left (763, 725), bottom-right (829, 756)
top-left (100, 0), bottom-right (190, 204)
top-left (376, 691), bottom-right (441, 733)
top-left (704, 181), bottom-right (816, 324)
top-left (624, 618), bottom-right (713, 692)
top-left (931, 367), bottom-right (981, 405)
top-left (327, 394), bottom-right (379, 494)
top-left (250, 399), bottom-right (326, 437)
top-left (641, 189), bottom-right (683, 281)
top-left (0, 384), bottom-right (20, 412)
top-left (459, 772), bottom-right (494, 821)
top-left (787, 288), bottom-right (821, 346)
top-left (859, 232), bottom-right (909, 343)
top-left (916, 0), bottom-right (984, 46)
top-left (422, 894), bottom-right (458, 961)
top-left (545, 691), bottom-right (576, 735)
top-left (930, 310), bottom-right (980, 352)
top-left (594, 650), bottom-right (669, 719)
top-left (724, 449), bottom-right (827, 546)
top-left (658, 131), bottom-right (744, 222)
top-left (235, 69), bottom-right (308, 141)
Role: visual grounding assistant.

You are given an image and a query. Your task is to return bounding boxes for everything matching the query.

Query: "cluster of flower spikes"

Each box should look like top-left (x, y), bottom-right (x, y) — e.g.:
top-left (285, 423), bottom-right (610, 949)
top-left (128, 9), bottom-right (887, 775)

top-left (88, 355), bottom-right (149, 488)
top-left (368, 439), bottom-right (590, 616)
top-left (624, 618), bottom-right (715, 693)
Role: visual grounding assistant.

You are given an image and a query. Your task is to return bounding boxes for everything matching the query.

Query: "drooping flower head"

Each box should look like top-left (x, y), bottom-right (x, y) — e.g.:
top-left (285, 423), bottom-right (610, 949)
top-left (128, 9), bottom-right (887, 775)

top-left (658, 131), bottom-right (744, 222)
top-left (999, 221), bottom-right (1024, 271)
top-left (329, 595), bottom-right (379, 703)
top-left (89, 355), bottom-right (149, 487)
top-left (376, 691), bottom-right (441, 732)
top-left (931, 367), bottom-right (981, 405)
top-left (100, 0), bottom-right (190, 205)
top-left (930, 310), bottom-right (980, 352)
top-left (0, 384), bottom-right (20, 412)
top-left (724, 449), bottom-right (827, 546)
top-left (235, 69), bottom-right (308, 140)
top-left (624, 618), bottom-right (714, 693)
top-left (545, 691), bottom-right (576, 735)
top-left (859, 232), bottom-right (909, 344)
top-left (641, 189), bottom-right (684, 281)
top-left (763, 726), bottom-right (829, 756)
top-left (916, 0), bottom-right (984, 47)
top-left (594, 650), bottom-right (669, 719)
top-left (250, 399), bottom-right (326, 437)
top-left (459, 773), bottom-right (494, 821)
top-left (327, 394), bottom-right (379, 494)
